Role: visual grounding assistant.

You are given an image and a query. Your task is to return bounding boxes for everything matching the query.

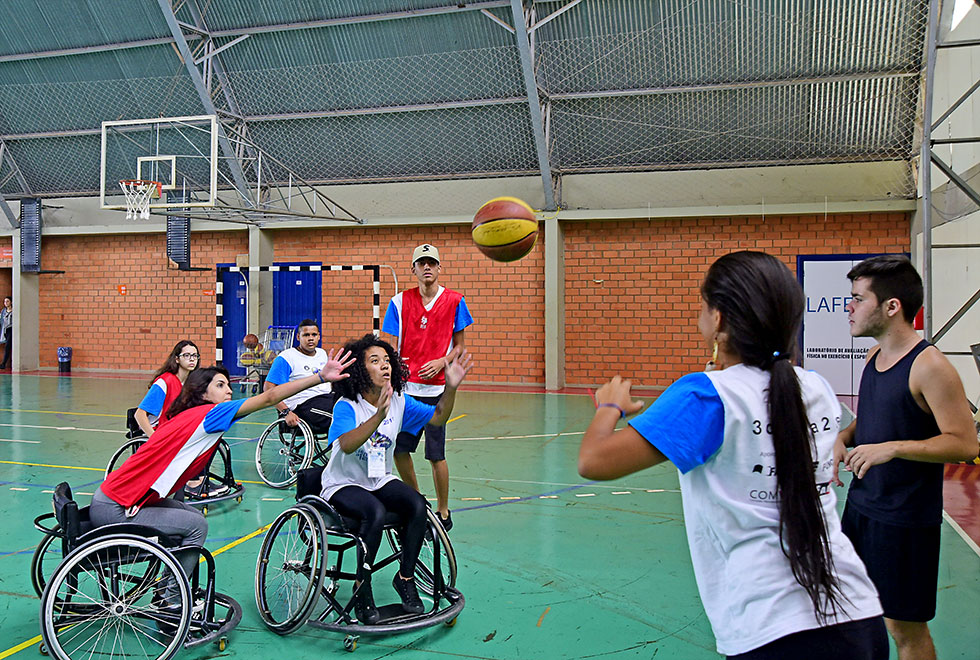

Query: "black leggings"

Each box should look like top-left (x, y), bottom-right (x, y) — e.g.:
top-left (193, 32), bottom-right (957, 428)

top-left (328, 480), bottom-right (427, 579)
top-left (727, 616), bottom-right (888, 660)
top-left (1, 328), bottom-right (10, 368)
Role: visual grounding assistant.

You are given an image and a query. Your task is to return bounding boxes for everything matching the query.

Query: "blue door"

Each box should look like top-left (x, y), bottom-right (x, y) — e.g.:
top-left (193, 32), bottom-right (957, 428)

top-left (220, 267), bottom-right (249, 377)
top-left (273, 263), bottom-right (322, 346)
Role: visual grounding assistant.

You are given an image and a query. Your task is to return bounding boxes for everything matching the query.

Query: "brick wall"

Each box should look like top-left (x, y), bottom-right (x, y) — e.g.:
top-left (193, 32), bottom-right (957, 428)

top-left (564, 212), bottom-right (910, 388)
top-left (0, 268), bottom-right (10, 301)
top-left (38, 231), bottom-right (247, 370)
top-left (30, 212), bottom-right (907, 385)
top-left (274, 224), bottom-right (545, 385)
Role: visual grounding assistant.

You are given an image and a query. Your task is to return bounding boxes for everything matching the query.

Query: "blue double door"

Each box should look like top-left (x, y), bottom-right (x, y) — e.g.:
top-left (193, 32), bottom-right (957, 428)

top-left (221, 263), bottom-right (322, 377)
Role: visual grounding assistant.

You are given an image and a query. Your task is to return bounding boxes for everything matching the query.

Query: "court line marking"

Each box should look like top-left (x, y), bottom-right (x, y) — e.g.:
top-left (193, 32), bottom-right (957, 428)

top-left (0, 422), bottom-right (126, 435)
top-left (0, 522), bottom-right (274, 660)
top-left (943, 511), bottom-right (980, 558)
top-left (0, 439), bottom-right (41, 444)
top-left (0, 460), bottom-right (104, 472)
top-left (0, 408), bottom-right (269, 426)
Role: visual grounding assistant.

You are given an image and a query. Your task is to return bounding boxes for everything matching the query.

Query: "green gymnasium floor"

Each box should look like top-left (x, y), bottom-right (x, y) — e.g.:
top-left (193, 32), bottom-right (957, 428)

top-left (1, 373), bottom-right (978, 659)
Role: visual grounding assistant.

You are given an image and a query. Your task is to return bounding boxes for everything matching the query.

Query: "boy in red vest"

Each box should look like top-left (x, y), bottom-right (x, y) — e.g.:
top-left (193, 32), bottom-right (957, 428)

top-left (383, 244), bottom-right (473, 531)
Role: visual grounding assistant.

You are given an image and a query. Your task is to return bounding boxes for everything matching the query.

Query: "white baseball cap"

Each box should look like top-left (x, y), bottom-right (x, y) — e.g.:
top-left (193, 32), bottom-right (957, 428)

top-left (412, 243), bottom-right (440, 264)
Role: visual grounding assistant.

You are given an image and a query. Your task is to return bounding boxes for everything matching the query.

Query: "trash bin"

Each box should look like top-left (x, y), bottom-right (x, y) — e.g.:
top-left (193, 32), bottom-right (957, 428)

top-left (57, 346), bottom-right (72, 373)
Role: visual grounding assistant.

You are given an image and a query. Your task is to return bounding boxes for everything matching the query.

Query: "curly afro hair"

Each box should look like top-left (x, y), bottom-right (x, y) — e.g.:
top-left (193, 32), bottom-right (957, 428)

top-left (332, 334), bottom-right (409, 400)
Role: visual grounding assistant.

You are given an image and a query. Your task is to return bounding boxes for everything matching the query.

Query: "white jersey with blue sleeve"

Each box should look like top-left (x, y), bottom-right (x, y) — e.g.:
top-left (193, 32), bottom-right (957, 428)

top-left (136, 377), bottom-right (169, 426)
top-left (320, 392), bottom-right (434, 500)
top-left (629, 365), bottom-right (881, 655)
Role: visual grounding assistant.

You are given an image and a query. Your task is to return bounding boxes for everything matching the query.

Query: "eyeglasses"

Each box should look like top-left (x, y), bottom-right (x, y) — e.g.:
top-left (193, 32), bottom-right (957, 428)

top-left (179, 353), bottom-right (200, 360)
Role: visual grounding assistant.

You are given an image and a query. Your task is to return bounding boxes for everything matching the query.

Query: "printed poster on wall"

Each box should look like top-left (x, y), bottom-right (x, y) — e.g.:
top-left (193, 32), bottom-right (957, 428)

top-left (798, 255), bottom-right (881, 396)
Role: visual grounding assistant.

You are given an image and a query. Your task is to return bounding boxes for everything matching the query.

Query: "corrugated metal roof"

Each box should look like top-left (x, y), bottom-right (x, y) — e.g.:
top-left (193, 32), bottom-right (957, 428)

top-left (0, 0), bottom-right (930, 200)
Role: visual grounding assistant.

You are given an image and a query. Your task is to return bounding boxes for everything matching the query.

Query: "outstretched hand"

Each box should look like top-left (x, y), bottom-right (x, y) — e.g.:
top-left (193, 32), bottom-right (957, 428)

top-left (444, 350), bottom-right (474, 389)
top-left (594, 376), bottom-right (645, 417)
top-left (375, 381), bottom-right (393, 417)
top-left (320, 348), bottom-right (355, 382)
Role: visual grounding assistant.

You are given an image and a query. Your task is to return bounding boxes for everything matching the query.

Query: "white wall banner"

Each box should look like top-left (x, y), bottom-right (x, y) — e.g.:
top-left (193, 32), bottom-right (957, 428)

top-left (798, 255), bottom-right (882, 396)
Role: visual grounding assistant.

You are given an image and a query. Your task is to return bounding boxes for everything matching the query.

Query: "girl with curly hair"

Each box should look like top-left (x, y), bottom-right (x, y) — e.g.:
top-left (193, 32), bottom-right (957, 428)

top-left (320, 334), bottom-right (472, 624)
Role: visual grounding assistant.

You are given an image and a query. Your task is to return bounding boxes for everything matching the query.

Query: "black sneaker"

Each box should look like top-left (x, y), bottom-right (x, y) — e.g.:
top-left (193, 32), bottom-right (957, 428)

top-left (353, 581), bottom-right (379, 624)
top-left (438, 510), bottom-right (453, 532)
top-left (392, 573), bottom-right (424, 614)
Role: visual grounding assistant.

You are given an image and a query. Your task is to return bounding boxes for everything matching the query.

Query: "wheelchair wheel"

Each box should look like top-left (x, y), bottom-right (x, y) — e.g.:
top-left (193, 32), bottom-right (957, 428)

top-left (385, 508), bottom-right (457, 597)
top-left (255, 418), bottom-right (314, 488)
top-left (40, 535), bottom-right (191, 660)
top-left (255, 505), bottom-right (327, 634)
top-left (30, 526), bottom-right (61, 597)
top-left (104, 439), bottom-right (146, 479)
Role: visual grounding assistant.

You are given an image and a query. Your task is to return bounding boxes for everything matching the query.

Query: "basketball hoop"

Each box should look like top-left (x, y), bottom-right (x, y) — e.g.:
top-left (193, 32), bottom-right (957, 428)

top-left (119, 179), bottom-right (162, 220)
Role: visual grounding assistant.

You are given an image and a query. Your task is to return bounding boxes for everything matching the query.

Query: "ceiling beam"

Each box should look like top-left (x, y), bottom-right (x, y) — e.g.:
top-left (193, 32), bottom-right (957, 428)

top-left (510, 0), bottom-right (557, 211)
top-left (0, 139), bottom-right (32, 195)
top-left (0, 1), bottom-right (510, 63)
top-left (156, 0), bottom-right (252, 204)
top-left (0, 192), bottom-right (18, 228)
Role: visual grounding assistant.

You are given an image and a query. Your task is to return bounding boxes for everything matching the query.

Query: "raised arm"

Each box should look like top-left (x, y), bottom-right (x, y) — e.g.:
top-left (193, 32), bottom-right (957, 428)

top-left (578, 376), bottom-right (665, 480)
top-left (427, 350), bottom-right (473, 426)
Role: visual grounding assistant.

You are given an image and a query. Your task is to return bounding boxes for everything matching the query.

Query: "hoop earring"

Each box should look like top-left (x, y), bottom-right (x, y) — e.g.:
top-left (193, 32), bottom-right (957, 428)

top-left (711, 341), bottom-right (719, 363)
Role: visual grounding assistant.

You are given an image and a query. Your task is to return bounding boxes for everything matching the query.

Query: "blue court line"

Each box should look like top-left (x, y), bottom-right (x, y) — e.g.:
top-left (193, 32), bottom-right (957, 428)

top-left (0, 480), bottom-right (57, 489)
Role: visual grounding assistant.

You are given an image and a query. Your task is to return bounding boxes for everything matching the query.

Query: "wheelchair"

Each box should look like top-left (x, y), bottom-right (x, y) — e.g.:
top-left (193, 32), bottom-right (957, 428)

top-left (33, 483), bottom-right (242, 660)
top-left (254, 410), bottom-right (332, 488)
top-left (253, 467), bottom-right (463, 651)
top-left (111, 409), bottom-right (245, 515)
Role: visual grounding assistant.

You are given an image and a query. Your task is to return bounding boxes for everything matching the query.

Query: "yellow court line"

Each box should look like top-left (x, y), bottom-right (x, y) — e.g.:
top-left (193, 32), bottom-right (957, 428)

top-left (0, 460), bottom-right (104, 472)
top-left (0, 636), bottom-right (41, 660)
top-left (447, 413), bottom-right (466, 424)
top-left (0, 522), bottom-right (274, 660)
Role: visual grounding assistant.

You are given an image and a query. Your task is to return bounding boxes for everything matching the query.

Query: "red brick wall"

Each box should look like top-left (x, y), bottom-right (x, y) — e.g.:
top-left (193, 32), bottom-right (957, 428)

top-left (38, 231), bottom-right (247, 370)
top-left (31, 212), bottom-right (907, 385)
top-left (274, 224), bottom-right (545, 385)
top-left (564, 212), bottom-right (910, 388)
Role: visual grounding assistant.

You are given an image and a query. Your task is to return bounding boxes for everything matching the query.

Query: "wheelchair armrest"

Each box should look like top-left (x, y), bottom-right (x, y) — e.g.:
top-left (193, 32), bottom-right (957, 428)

top-left (79, 523), bottom-right (184, 549)
top-left (34, 511), bottom-right (64, 538)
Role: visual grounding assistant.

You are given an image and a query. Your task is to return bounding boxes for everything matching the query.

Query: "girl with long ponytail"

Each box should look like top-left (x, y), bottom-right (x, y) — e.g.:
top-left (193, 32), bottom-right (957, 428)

top-left (578, 251), bottom-right (886, 659)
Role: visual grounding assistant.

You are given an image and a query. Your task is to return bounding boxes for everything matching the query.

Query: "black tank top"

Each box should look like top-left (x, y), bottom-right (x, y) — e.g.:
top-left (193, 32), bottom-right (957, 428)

top-left (848, 340), bottom-right (943, 526)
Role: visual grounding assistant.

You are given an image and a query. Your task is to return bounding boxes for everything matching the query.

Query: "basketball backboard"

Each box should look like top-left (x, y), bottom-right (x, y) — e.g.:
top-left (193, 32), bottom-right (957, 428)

top-left (100, 115), bottom-right (218, 211)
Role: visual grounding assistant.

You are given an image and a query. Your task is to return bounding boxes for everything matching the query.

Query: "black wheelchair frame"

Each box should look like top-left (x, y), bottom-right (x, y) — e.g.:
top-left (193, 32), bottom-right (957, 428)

top-left (254, 411), bottom-right (333, 488)
top-left (33, 483), bottom-right (242, 660)
top-left (253, 467), bottom-right (464, 651)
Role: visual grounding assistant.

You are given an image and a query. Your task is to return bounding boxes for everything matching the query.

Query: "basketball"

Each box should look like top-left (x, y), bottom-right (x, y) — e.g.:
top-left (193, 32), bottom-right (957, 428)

top-left (472, 197), bottom-right (538, 262)
top-left (243, 333), bottom-right (259, 348)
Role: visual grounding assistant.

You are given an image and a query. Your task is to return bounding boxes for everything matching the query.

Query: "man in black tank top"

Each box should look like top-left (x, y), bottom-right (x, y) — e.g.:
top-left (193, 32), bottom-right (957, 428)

top-left (832, 256), bottom-right (976, 660)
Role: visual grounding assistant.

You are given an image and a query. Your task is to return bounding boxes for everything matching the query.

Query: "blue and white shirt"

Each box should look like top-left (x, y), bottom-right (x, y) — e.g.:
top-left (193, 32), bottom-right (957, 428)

top-left (137, 376), bottom-right (170, 426)
top-left (320, 392), bottom-right (434, 500)
top-left (265, 347), bottom-right (333, 410)
top-left (629, 365), bottom-right (881, 655)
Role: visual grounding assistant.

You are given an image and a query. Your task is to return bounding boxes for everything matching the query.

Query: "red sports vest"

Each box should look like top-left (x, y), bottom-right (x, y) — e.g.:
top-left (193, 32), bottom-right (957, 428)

top-left (400, 287), bottom-right (462, 387)
top-left (156, 371), bottom-right (183, 425)
top-left (101, 404), bottom-right (220, 508)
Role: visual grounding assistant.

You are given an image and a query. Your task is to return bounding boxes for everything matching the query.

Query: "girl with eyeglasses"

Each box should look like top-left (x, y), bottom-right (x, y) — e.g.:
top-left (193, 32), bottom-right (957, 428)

top-left (134, 340), bottom-right (201, 438)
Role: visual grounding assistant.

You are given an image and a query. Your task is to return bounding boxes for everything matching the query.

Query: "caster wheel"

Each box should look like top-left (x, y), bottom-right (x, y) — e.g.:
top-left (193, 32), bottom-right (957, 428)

top-left (202, 506), bottom-right (208, 516)
top-left (236, 495), bottom-right (243, 503)
top-left (240, 384), bottom-right (246, 393)
top-left (446, 616), bottom-right (458, 627)
top-left (218, 636), bottom-right (228, 651)
top-left (343, 635), bottom-right (358, 652)
top-left (252, 385), bottom-right (258, 394)
top-left (38, 642), bottom-right (48, 656)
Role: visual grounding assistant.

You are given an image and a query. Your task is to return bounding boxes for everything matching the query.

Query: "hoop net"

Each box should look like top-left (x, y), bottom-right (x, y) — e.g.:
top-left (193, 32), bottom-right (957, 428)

top-left (119, 179), bottom-right (162, 220)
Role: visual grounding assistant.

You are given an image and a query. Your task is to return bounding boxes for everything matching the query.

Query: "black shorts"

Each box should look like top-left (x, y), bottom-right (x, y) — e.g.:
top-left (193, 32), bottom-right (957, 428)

top-left (841, 503), bottom-right (940, 622)
top-left (293, 393), bottom-right (336, 435)
top-left (394, 394), bottom-right (445, 462)
top-left (727, 616), bottom-right (888, 660)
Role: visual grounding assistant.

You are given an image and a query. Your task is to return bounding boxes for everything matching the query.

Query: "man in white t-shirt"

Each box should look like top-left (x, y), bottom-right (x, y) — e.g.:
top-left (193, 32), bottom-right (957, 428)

top-left (263, 319), bottom-right (335, 434)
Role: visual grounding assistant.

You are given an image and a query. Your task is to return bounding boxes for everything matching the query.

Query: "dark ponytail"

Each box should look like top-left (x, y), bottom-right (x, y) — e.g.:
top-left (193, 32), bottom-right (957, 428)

top-left (701, 251), bottom-right (842, 619)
